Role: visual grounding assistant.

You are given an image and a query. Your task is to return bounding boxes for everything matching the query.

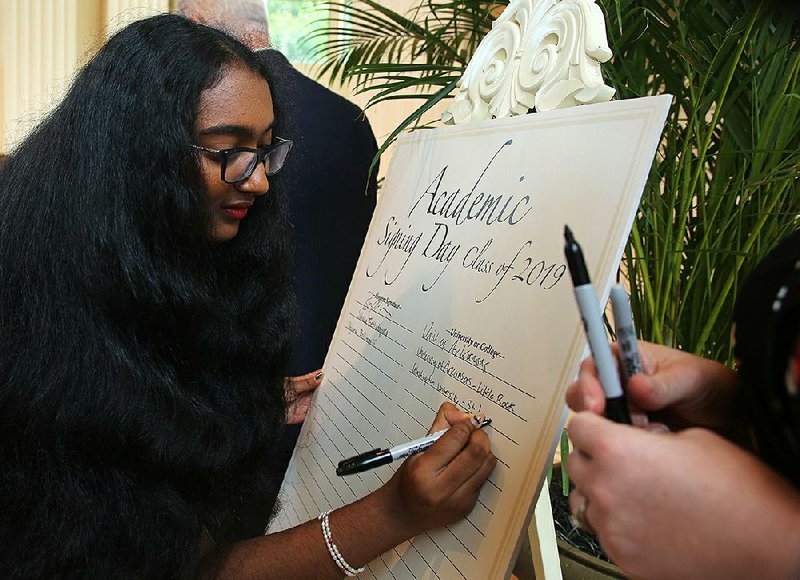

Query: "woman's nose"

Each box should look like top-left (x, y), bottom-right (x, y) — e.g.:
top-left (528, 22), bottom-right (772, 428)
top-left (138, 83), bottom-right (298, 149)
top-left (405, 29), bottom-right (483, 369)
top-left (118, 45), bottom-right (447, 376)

top-left (237, 161), bottom-right (269, 196)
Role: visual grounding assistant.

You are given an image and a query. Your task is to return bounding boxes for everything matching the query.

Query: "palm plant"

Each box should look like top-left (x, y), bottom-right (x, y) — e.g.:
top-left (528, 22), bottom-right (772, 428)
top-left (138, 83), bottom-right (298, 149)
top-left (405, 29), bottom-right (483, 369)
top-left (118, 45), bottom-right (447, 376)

top-left (606, 1), bottom-right (800, 361)
top-left (308, 0), bottom-right (800, 363)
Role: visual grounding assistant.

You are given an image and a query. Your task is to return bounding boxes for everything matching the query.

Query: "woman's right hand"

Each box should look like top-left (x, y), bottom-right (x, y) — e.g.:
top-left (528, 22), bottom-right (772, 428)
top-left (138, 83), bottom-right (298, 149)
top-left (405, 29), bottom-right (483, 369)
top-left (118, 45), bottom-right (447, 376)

top-left (208, 403), bottom-right (495, 578)
top-left (384, 402), bottom-right (497, 536)
top-left (566, 341), bottom-right (742, 434)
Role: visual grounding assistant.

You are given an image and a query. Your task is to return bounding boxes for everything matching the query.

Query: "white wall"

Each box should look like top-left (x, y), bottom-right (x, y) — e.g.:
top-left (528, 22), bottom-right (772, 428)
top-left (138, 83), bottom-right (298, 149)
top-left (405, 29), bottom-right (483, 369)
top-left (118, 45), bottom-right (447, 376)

top-left (0, 0), bottom-right (450, 167)
top-left (0, 0), bottom-right (171, 153)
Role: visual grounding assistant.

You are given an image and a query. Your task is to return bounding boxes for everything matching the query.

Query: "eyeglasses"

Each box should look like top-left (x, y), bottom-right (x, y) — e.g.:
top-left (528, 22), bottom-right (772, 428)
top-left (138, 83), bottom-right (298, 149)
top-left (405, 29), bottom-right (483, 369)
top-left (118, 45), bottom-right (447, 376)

top-left (190, 136), bottom-right (293, 184)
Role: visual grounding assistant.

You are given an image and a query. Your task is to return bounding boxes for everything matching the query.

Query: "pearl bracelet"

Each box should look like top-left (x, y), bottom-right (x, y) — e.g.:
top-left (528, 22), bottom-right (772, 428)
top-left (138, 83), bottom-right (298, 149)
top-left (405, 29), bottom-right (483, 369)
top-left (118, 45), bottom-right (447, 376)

top-left (318, 510), bottom-right (366, 577)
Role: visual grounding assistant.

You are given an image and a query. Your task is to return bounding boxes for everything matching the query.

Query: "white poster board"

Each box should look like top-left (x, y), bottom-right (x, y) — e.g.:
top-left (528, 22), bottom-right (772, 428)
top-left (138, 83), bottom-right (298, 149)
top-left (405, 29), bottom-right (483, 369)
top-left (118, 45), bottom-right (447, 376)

top-left (269, 95), bottom-right (671, 579)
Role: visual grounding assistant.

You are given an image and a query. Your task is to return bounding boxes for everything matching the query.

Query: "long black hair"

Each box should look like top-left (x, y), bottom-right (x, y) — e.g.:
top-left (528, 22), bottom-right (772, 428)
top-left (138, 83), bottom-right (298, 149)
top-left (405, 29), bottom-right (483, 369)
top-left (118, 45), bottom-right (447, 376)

top-left (0, 14), bottom-right (294, 578)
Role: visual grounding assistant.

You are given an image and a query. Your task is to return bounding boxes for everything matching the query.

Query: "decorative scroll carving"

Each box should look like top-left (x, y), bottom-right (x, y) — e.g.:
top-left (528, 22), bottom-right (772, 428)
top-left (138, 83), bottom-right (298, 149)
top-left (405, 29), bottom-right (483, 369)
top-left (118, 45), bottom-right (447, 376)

top-left (442, 0), bottom-right (615, 124)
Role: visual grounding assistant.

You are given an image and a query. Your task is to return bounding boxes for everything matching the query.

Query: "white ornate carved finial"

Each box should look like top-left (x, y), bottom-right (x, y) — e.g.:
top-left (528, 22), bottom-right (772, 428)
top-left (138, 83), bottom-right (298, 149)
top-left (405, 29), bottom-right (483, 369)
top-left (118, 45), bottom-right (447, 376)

top-left (442, 0), bottom-right (615, 125)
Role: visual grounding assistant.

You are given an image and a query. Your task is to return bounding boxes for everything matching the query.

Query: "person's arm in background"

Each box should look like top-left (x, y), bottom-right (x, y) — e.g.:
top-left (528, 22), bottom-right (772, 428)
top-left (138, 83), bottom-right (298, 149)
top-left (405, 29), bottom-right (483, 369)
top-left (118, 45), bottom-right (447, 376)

top-left (565, 342), bottom-right (800, 579)
top-left (199, 403), bottom-right (497, 579)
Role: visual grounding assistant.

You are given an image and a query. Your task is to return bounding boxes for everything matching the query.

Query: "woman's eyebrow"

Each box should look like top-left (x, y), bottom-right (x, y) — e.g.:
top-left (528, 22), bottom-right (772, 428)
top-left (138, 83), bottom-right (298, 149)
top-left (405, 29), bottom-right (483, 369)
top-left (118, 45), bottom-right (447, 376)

top-left (198, 122), bottom-right (275, 139)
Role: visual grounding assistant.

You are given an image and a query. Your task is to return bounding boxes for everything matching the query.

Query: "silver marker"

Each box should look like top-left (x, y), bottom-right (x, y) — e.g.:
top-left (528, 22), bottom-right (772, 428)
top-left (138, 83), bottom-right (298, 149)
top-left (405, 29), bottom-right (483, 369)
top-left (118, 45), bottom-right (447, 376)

top-left (610, 285), bottom-right (643, 381)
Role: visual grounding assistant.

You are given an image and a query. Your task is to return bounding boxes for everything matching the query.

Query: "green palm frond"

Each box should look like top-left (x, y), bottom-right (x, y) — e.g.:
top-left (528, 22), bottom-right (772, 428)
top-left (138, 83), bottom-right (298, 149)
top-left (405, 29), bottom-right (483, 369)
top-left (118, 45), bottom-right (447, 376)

top-left (302, 0), bottom-right (504, 162)
top-left (367, 79), bottom-right (460, 177)
top-left (306, 0), bottom-right (501, 90)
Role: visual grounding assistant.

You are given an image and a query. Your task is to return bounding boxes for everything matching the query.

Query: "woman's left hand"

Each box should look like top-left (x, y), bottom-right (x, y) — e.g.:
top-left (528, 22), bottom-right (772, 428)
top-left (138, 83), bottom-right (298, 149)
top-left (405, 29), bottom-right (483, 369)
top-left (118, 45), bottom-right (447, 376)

top-left (285, 370), bottom-right (323, 424)
top-left (566, 412), bottom-right (800, 580)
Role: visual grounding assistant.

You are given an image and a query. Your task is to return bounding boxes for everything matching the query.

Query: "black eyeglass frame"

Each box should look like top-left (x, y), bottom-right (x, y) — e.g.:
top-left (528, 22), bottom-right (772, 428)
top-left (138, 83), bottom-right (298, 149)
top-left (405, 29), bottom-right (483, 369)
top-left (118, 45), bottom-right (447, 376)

top-left (190, 136), bottom-right (293, 184)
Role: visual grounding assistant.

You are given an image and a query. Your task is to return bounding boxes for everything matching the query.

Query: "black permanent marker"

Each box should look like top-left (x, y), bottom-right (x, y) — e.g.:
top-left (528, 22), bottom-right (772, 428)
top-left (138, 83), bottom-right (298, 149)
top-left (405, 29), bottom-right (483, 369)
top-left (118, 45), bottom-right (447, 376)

top-left (336, 418), bottom-right (492, 476)
top-left (564, 225), bottom-right (631, 424)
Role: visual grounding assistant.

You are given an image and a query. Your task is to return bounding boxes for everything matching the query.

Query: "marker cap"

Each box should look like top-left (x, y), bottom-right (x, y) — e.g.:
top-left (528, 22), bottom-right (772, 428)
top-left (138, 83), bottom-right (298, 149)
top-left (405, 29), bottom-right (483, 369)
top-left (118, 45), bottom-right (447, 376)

top-left (336, 449), bottom-right (392, 476)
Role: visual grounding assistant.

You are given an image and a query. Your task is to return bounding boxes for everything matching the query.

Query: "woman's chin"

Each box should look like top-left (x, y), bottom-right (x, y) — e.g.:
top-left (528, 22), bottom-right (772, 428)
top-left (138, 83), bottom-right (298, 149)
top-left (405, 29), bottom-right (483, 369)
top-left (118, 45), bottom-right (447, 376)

top-left (212, 222), bottom-right (240, 242)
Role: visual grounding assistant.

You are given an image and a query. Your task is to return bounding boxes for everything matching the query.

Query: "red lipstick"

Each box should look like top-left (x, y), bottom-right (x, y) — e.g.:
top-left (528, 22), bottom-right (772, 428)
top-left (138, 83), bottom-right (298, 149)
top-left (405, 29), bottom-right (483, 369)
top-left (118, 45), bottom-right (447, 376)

top-left (222, 201), bottom-right (253, 220)
top-left (224, 207), bottom-right (249, 219)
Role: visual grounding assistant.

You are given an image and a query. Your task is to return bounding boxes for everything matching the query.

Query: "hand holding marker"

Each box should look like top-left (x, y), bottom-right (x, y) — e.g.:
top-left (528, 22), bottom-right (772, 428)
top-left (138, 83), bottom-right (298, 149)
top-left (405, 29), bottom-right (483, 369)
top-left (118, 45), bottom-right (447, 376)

top-left (337, 418), bottom-right (492, 476)
top-left (563, 225), bottom-right (632, 424)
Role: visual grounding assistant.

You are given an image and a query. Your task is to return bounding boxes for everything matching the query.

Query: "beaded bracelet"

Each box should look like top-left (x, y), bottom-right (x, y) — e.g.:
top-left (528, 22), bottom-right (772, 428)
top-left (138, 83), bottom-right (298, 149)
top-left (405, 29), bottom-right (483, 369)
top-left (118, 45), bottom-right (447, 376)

top-left (318, 510), bottom-right (366, 576)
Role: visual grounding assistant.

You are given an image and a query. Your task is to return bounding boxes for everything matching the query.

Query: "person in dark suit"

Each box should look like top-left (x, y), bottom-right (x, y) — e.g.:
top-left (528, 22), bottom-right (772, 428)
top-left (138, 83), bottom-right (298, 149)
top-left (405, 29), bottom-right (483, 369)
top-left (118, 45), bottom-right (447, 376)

top-left (263, 48), bottom-right (378, 377)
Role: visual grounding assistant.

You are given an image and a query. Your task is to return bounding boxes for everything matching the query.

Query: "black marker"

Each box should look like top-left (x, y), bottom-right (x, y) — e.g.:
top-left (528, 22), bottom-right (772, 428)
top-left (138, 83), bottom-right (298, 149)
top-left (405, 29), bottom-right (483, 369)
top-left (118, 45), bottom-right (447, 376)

top-left (564, 225), bottom-right (631, 423)
top-left (336, 419), bottom-right (492, 476)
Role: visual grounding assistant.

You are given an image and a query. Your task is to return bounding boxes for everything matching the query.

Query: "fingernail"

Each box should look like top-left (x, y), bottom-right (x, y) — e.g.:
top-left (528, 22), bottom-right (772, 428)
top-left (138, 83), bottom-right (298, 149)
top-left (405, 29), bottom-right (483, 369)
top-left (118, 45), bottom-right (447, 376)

top-left (314, 371), bottom-right (324, 381)
top-left (583, 394), bottom-right (595, 410)
top-left (471, 413), bottom-right (485, 427)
